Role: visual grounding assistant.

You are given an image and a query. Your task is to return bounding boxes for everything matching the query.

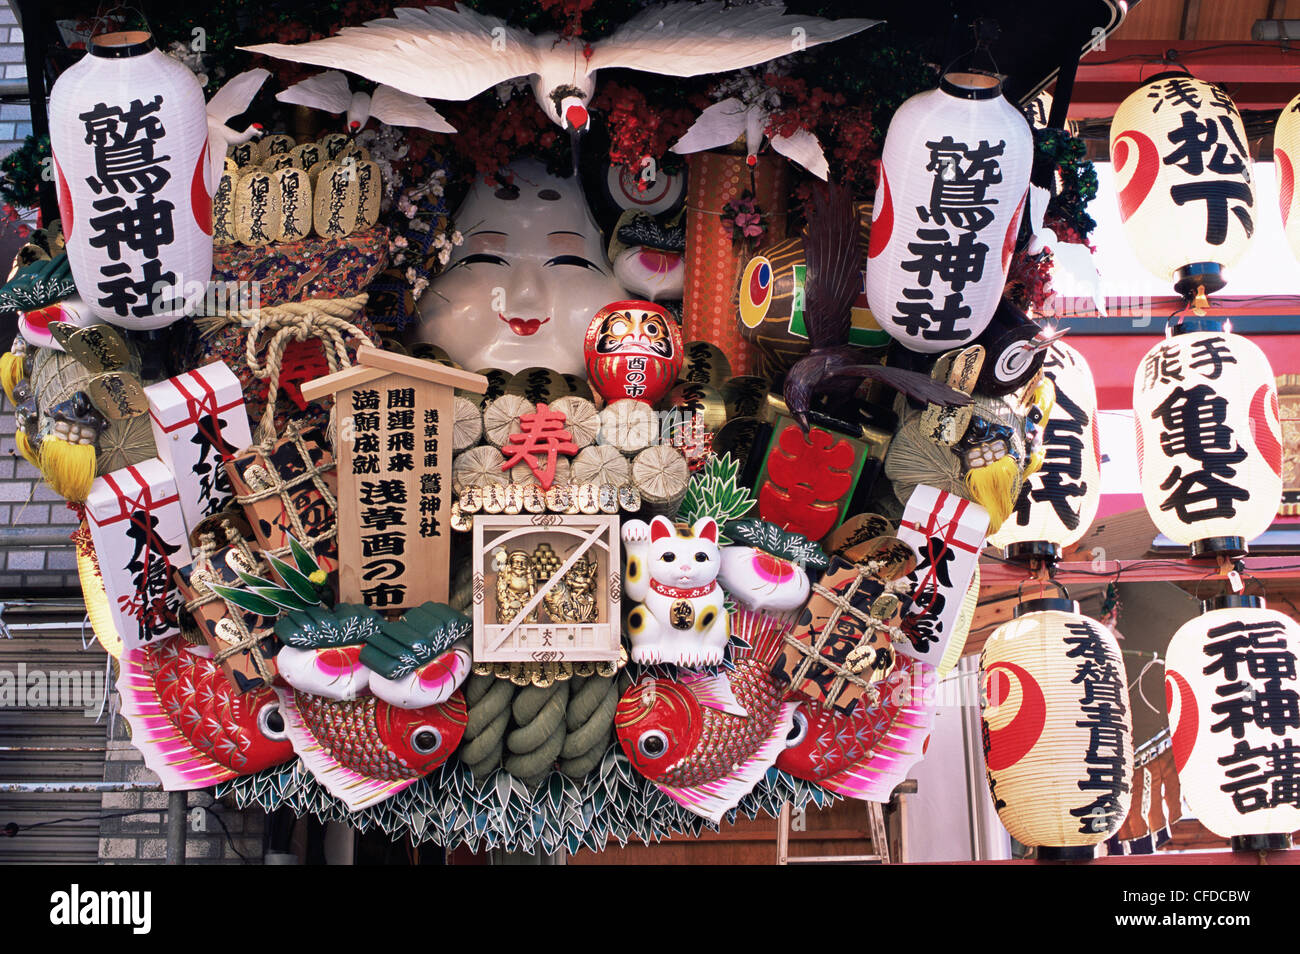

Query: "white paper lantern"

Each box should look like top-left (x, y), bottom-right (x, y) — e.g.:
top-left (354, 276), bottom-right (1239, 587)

top-left (1110, 74), bottom-right (1255, 297)
top-left (1165, 597), bottom-right (1300, 850)
top-left (981, 591), bottom-right (1134, 858)
top-left (49, 30), bottom-right (213, 330)
top-left (866, 71), bottom-right (1032, 354)
top-left (1273, 93), bottom-right (1300, 264)
top-left (1132, 321), bottom-right (1282, 557)
top-left (988, 341), bottom-right (1101, 561)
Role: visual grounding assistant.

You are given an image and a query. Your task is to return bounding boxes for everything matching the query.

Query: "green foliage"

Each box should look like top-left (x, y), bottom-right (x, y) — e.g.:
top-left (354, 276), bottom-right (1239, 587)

top-left (216, 747), bottom-right (837, 854)
top-left (1037, 127), bottom-right (1099, 242)
top-left (677, 454), bottom-right (756, 542)
top-left (0, 135), bottom-right (50, 211)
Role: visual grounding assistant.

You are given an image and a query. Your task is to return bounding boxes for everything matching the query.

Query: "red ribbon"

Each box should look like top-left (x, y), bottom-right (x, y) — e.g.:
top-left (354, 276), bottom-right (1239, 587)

top-left (150, 365), bottom-right (244, 465)
top-left (899, 490), bottom-right (981, 612)
top-left (94, 465), bottom-right (182, 643)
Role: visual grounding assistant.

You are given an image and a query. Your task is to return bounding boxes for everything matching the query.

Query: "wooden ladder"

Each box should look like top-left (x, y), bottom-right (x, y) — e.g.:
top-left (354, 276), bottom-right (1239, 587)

top-left (775, 800), bottom-right (891, 865)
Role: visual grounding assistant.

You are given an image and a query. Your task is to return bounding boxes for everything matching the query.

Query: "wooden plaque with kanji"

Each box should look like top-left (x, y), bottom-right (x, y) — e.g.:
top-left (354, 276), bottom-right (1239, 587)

top-left (301, 346), bottom-right (488, 611)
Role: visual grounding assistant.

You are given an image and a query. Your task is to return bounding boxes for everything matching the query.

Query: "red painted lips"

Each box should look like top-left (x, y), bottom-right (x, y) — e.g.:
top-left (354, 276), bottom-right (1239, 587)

top-left (500, 314), bottom-right (551, 336)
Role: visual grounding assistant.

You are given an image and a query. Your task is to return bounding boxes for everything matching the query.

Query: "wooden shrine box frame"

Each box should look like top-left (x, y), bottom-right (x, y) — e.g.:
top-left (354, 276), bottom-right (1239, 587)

top-left (472, 513), bottom-right (622, 664)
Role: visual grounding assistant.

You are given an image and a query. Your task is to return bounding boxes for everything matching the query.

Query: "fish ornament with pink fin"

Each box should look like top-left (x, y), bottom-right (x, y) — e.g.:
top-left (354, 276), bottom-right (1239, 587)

top-left (615, 609), bottom-right (796, 823)
top-left (272, 601), bottom-right (474, 810)
top-left (117, 638), bottom-right (294, 789)
top-left (777, 655), bottom-right (935, 801)
top-left (278, 688), bottom-right (467, 811)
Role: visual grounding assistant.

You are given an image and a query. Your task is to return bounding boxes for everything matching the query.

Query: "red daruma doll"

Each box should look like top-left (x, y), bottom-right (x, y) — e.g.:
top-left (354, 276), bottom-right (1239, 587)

top-left (583, 301), bottom-right (683, 405)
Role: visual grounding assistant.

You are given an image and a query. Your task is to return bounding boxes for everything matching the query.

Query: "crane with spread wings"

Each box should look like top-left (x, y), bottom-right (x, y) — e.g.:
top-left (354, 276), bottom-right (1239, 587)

top-left (275, 69), bottom-right (456, 135)
top-left (243, 2), bottom-right (878, 133)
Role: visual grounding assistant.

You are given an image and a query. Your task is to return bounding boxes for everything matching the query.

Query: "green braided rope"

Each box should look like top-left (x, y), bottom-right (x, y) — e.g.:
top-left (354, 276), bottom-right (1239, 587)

top-left (559, 675), bottom-right (618, 779)
top-left (504, 680), bottom-right (570, 785)
top-left (461, 673), bottom-right (513, 778)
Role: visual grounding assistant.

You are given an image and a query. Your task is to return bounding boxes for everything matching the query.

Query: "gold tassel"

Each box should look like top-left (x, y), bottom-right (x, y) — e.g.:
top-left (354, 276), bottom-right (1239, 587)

top-left (14, 428), bottom-right (39, 467)
top-left (0, 350), bottom-right (24, 404)
top-left (965, 455), bottom-right (1020, 534)
top-left (39, 438), bottom-right (97, 502)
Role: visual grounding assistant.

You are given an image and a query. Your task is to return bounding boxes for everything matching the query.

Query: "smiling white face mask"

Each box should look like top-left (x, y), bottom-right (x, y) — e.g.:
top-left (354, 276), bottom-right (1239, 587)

top-left (416, 160), bottom-right (629, 375)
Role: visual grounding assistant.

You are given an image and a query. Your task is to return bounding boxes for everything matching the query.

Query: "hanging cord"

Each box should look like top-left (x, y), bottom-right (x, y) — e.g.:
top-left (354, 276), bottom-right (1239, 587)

top-left (1127, 653), bottom-right (1165, 716)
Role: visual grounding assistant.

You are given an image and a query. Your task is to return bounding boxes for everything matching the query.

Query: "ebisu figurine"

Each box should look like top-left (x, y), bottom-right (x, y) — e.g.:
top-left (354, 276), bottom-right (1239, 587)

top-left (622, 515), bottom-right (729, 667)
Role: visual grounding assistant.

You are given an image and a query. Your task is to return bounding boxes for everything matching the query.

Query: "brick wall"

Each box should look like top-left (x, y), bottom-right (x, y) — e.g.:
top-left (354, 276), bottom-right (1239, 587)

top-left (0, 395), bottom-right (83, 590)
top-left (0, 3), bottom-right (32, 158)
top-left (99, 740), bottom-right (268, 864)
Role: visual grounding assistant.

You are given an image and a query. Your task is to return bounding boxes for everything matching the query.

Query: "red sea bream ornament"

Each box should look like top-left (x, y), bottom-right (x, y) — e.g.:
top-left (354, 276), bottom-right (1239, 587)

top-left (584, 300), bottom-right (683, 405)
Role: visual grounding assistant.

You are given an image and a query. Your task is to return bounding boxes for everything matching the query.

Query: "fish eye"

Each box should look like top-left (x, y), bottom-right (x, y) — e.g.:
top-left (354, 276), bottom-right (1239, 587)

top-left (452, 253), bottom-right (509, 269)
top-left (661, 551), bottom-right (676, 562)
top-left (544, 254), bottom-right (604, 273)
top-left (411, 725), bottom-right (443, 755)
top-left (694, 552), bottom-right (709, 562)
top-left (638, 730), bottom-right (669, 759)
top-left (784, 710), bottom-right (808, 749)
top-left (257, 703), bottom-right (287, 741)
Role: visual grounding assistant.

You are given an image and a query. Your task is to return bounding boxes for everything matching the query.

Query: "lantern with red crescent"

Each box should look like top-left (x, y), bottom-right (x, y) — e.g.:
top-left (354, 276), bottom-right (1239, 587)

top-left (865, 71), bottom-right (1031, 354)
top-left (1274, 94), bottom-right (1300, 265)
top-left (981, 586), bottom-right (1134, 858)
top-left (1132, 318), bottom-right (1282, 558)
top-left (988, 341), bottom-right (1102, 563)
top-left (1165, 596), bottom-right (1300, 851)
top-left (583, 300), bottom-right (683, 406)
top-left (48, 29), bottom-right (213, 331)
top-left (1110, 74), bottom-right (1255, 298)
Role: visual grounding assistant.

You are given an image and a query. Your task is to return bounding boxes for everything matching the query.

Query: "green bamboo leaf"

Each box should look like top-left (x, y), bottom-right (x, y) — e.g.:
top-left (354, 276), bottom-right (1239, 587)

top-left (209, 582), bottom-right (282, 617)
top-left (267, 554), bottom-right (321, 605)
top-left (251, 585), bottom-right (313, 611)
top-left (235, 569), bottom-right (277, 590)
top-left (288, 534), bottom-right (318, 577)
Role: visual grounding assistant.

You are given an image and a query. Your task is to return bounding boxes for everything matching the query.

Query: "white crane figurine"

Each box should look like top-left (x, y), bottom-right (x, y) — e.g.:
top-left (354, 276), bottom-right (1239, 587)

top-left (275, 69), bottom-right (456, 135)
top-left (671, 81), bottom-right (829, 179)
top-left (243, 2), bottom-right (878, 134)
top-left (205, 68), bottom-right (271, 185)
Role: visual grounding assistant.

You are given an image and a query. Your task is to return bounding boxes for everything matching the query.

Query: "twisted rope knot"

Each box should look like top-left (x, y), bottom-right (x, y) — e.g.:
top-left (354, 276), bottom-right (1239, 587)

top-left (238, 293), bottom-right (372, 445)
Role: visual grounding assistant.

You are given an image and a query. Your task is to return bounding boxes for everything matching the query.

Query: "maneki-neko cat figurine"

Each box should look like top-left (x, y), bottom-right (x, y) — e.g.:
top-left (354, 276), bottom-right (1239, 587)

top-left (622, 515), bottom-right (729, 667)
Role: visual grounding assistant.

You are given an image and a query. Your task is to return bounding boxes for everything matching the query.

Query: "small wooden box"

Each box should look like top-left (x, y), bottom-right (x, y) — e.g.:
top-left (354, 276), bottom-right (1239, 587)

top-left (472, 514), bottom-right (622, 663)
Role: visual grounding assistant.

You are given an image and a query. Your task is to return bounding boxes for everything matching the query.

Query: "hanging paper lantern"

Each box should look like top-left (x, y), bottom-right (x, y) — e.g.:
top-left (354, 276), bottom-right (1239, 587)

top-left (1110, 74), bottom-right (1255, 298)
top-left (866, 71), bottom-right (1032, 354)
top-left (981, 588), bottom-right (1134, 858)
top-left (48, 30), bottom-right (213, 331)
top-left (1165, 596), bottom-right (1300, 850)
top-left (988, 341), bottom-right (1101, 562)
top-left (1132, 319), bottom-right (1282, 558)
top-left (1273, 94), bottom-right (1300, 264)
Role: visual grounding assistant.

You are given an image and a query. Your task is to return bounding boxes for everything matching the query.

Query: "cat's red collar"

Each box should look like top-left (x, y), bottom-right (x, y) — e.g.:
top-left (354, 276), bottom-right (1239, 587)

top-left (649, 580), bottom-right (717, 599)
